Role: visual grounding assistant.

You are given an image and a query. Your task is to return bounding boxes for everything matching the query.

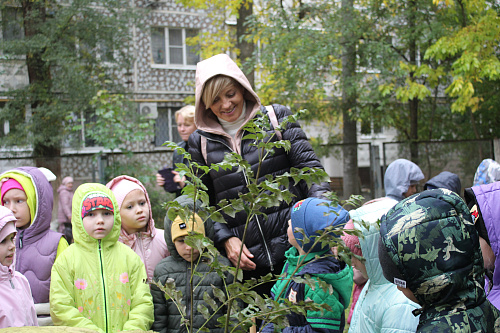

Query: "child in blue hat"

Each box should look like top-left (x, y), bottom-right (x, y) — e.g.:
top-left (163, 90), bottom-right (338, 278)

top-left (261, 197), bottom-right (353, 333)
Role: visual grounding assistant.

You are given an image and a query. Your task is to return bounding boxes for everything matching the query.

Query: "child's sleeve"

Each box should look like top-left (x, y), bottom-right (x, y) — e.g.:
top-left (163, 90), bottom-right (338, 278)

top-left (151, 266), bottom-right (170, 333)
top-left (49, 254), bottom-right (103, 332)
top-left (303, 278), bottom-right (347, 333)
top-left (56, 237), bottom-right (69, 259)
top-left (122, 256), bottom-right (154, 331)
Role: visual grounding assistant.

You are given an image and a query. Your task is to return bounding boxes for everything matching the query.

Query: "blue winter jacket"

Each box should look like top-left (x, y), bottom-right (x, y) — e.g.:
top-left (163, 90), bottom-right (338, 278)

top-left (348, 198), bottom-right (420, 333)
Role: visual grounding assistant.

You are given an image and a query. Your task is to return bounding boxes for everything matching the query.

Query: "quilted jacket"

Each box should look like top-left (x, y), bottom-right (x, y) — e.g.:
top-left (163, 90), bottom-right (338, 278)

top-left (347, 198), bottom-right (419, 333)
top-left (50, 183), bottom-right (153, 332)
top-left (379, 189), bottom-right (500, 332)
top-left (151, 195), bottom-right (232, 333)
top-left (262, 247), bottom-right (353, 333)
top-left (188, 54), bottom-right (330, 273)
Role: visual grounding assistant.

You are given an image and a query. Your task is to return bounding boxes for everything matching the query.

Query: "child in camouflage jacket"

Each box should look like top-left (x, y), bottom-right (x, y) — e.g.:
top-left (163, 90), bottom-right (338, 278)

top-left (379, 188), bottom-right (500, 332)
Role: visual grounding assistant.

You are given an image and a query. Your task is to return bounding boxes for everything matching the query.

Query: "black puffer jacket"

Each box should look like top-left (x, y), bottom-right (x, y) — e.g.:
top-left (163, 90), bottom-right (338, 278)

top-left (189, 54), bottom-right (330, 275)
top-left (151, 195), bottom-right (232, 333)
top-left (189, 104), bottom-right (330, 273)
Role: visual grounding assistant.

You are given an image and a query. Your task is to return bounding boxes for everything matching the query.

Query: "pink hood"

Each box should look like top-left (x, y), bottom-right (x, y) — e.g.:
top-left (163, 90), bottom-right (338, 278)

top-left (194, 54), bottom-right (262, 147)
top-left (106, 175), bottom-right (156, 240)
top-left (0, 206), bottom-right (38, 328)
top-left (105, 175), bottom-right (169, 281)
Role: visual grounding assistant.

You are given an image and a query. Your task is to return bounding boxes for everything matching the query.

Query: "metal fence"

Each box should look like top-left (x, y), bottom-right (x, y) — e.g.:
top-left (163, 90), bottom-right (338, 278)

top-left (0, 138), bottom-right (495, 222)
top-left (383, 139), bottom-right (495, 192)
top-left (319, 139), bottom-right (495, 201)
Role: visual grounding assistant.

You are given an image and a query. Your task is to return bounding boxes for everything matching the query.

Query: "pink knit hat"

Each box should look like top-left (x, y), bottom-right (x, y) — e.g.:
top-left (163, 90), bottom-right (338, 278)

top-left (108, 178), bottom-right (143, 209)
top-left (0, 179), bottom-right (24, 204)
top-left (341, 220), bottom-right (363, 256)
top-left (0, 206), bottom-right (17, 243)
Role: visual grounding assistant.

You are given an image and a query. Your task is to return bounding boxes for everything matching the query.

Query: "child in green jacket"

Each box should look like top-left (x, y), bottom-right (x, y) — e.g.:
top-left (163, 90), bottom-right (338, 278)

top-left (262, 197), bottom-right (353, 333)
top-left (50, 183), bottom-right (153, 332)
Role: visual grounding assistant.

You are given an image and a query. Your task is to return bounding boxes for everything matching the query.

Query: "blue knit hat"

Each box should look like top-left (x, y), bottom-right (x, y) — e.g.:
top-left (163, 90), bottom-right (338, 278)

top-left (291, 198), bottom-right (349, 253)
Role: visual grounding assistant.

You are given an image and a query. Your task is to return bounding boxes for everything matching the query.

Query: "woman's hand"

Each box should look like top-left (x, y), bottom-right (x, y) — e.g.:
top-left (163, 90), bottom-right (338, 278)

top-left (172, 170), bottom-right (186, 189)
top-left (224, 237), bottom-right (256, 271)
top-left (156, 173), bottom-right (165, 186)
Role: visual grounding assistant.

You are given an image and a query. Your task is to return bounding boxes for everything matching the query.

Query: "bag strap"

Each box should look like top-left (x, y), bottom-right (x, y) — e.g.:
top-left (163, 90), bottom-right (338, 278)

top-left (201, 135), bottom-right (208, 164)
top-left (265, 105), bottom-right (282, 140)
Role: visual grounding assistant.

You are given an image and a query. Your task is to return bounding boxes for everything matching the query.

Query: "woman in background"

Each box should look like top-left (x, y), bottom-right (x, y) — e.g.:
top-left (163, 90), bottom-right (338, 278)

top-left (156, 105), bottom-right (197, 197)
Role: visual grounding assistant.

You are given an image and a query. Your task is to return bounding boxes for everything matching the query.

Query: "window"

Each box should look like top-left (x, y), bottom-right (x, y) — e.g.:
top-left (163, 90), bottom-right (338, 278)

top-left (2, 7), bottom-right (23, 42)
top-left (155, 107), bottom-right (182, 146)
top-left (360, 116), bottom-right (383, 138)
top-left (151, 28), bottom-right (199, 67)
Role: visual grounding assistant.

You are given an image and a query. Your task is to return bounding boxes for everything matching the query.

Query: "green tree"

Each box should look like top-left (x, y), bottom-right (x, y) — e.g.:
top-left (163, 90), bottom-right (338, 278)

top-left (247, 0), bottom-right (361, 196)
top-left (154, 110), bottom-right (361, 333)
top-left (251, 0), bottom-right (467, 177)
top-left (424, 0), bottom-right (500, 154)
top-left (176, 0), bottom-right (256, 85)
top-left (341, 0), bottom-right (360, 196)
top-left (358, 0), bottom-right (455, 163)
top-left (0, 0), bottom-right (145, 175)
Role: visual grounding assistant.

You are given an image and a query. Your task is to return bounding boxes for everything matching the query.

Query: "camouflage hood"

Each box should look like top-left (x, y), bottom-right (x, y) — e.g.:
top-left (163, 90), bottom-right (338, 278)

top-left (379, 189), bottom-right (485, 311)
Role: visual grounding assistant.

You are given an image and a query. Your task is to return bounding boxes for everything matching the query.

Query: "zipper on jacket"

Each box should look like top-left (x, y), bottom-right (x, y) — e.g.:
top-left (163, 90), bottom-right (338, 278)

top-left (204, 134), bottom-right (275, 270)
top-left (18, 230), bottom-right (24, 249)
top-left (239, 140), bottom-right (274, 271)
top-left (9, 278), bottom-right (14, 289)
top-left (137, 235), bottom-right (148, 281)
top-left (98, 240), bottom-right (108, 333)
top-left (186, 262), bottom-right (192, 333)
top-left (254, 215), bottom-right (274, 271)
top-left (204, 135), bottom-right (232, 159)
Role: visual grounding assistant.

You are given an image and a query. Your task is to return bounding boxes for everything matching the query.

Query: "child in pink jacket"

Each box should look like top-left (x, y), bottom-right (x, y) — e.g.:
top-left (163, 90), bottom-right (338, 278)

top-left (0, 205), bottom-right (37, 328)
top-left (106, 175), bottom-right (169, 281)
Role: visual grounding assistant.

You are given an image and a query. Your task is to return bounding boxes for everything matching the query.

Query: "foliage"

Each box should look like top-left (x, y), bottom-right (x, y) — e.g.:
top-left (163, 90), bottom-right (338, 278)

top-left (153, 111), bottom-right (361, 333)
top-left (248, 1), bottom-right (343, 123)
top-left (246, 0), bottom-right (456, 155)
top-left (0, 0), bottom-right (144, 154)
top-left (176, 0), bottom-right (243, 59)
top-left (247, 0), bottom-right (499, 153)
top-left (73, 89), bottom-right (153, 153)
top-left (424, 1), bottom-right (500, 116)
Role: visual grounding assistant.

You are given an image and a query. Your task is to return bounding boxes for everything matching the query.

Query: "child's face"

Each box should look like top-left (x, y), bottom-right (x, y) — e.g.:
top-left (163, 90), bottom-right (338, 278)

top-left (82, 209), bottom-right (114, 239)
top-left (397, 286), bottom-right (420, 304)
top-left (351, 255), bottom-right (368, 280)
top-left (2, 189), bottom-right (30, 229)
top-left (479, 236), bottom-right (496, 272)
top-left (174, 236), bottom-right (200, 262)
top-left (120, 189), bottom-right (149, 234)
top-left (287, 219), bottom-right (301, 249)
top-left (0, 233), bottom-right (15, 267)
top-left (403, 184), bottom-right (418, 198)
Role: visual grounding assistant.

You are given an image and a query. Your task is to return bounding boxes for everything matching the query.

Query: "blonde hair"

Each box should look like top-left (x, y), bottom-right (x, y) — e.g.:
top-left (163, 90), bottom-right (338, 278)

top-left (175, 105), bottom-right (195, 123)
top-left (202, 75), bottom-right (242, 110)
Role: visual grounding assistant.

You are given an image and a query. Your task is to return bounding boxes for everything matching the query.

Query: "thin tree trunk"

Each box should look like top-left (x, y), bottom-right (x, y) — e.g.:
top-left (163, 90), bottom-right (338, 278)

top-left (341, 0), bottom-right (359, 198)
top-left (237, 0), bottom-right (255, 87)
top-left (408, 0), bottom-right (419, 163)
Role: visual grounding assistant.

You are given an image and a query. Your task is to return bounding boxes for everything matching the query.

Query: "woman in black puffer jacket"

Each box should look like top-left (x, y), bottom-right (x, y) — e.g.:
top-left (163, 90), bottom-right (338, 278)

top-left (188, 54), bottom-right (331, 297)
